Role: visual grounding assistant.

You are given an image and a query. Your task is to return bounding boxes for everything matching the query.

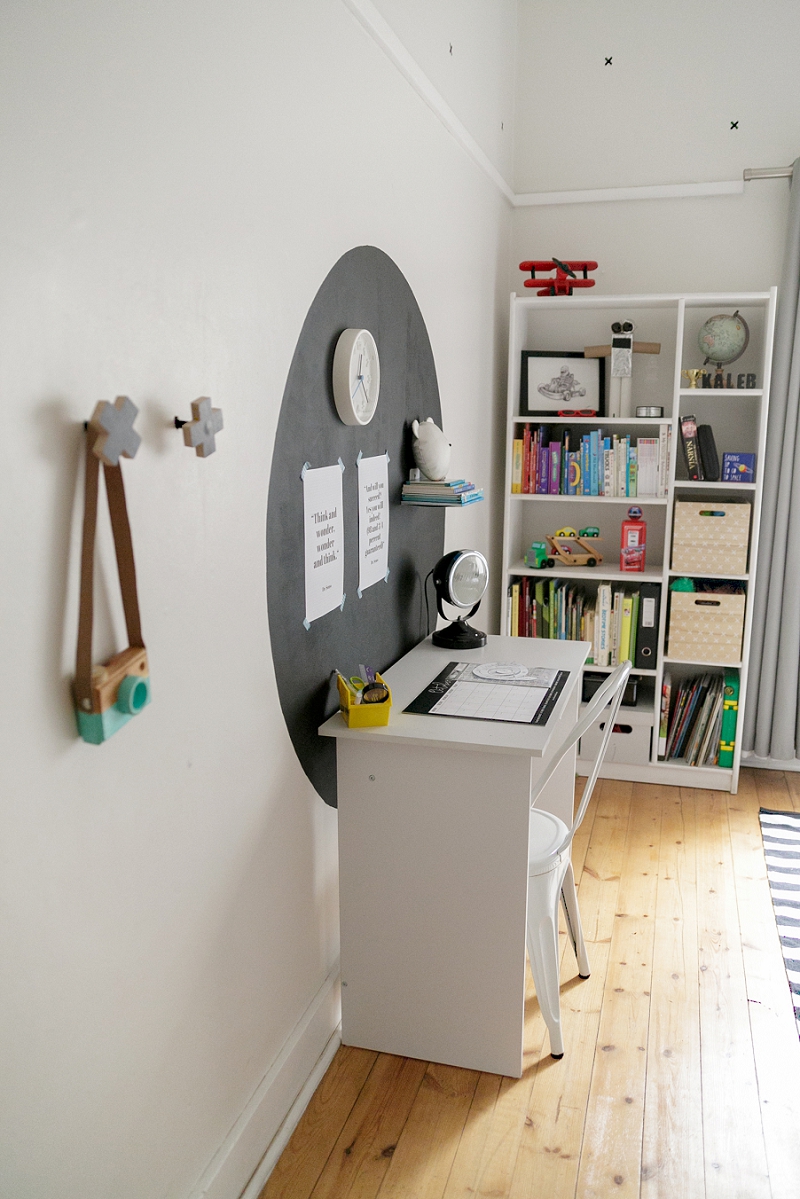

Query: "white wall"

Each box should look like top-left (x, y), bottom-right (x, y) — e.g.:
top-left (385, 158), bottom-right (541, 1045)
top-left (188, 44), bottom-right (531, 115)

top-left (0, 3), bottom-right (512, 1197)
top-left (512, 0), bottom-right (798, 294)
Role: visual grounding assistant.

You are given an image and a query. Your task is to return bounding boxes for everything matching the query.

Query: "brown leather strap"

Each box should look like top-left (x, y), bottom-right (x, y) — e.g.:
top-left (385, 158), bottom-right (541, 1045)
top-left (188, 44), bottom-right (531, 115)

top-left (74, 435), bottom-right (100, 710)
top-left (74, 430), bottom-right (145, 712)
top-left (104, 462), bottom-right (143, 649)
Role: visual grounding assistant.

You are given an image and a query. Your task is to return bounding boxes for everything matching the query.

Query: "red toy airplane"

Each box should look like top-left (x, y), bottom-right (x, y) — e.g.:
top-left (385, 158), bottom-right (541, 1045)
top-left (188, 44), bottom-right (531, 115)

top-left (519, 257), bottom-right (598, 296)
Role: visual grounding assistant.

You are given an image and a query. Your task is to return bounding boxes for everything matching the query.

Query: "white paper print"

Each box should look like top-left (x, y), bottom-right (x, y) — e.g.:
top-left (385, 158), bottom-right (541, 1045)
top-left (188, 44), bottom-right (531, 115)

top-left (357, 452), bottom-right (389, 595)
top-left (303, 463), bottom-right (344, 625)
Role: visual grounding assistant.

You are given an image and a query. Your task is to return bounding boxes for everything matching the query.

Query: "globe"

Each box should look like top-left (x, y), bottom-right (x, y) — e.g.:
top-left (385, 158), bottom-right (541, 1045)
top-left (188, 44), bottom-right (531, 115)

top-left (698, 311), bottom-right (750, 365)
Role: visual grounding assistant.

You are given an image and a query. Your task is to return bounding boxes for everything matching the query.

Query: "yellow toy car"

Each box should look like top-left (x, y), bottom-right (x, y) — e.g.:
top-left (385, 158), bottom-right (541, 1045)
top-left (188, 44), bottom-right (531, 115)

top-left (545, 533), bottom-right (603, 568)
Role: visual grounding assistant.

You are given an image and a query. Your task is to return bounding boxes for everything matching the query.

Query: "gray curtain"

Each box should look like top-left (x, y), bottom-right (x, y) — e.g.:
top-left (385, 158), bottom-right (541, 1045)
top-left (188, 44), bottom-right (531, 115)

top-left (744, 157), bottom-right (800, 760)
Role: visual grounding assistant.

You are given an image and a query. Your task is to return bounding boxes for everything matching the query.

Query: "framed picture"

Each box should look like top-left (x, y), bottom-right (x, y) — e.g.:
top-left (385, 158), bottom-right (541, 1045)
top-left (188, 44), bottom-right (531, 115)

top-left (520, 351), bottom-right (604, 417)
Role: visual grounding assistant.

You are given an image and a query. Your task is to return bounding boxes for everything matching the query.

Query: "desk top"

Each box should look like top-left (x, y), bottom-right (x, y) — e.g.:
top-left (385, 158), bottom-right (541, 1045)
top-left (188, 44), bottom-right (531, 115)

top-left (319, 635), bottom-right (590, 757)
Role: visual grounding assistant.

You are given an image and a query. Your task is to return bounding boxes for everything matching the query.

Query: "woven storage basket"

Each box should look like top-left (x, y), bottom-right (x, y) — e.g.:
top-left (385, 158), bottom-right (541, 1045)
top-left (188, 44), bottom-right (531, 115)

top-left (671, 500), bottom-right (751, 575)
top-left (667, 591), bottom-right (746, 665)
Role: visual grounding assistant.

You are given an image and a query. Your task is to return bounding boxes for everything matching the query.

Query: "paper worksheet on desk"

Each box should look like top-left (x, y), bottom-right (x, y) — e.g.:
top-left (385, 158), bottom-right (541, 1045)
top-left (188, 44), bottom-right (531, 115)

top-left (357, 452), bottom-right (389, 595)
top-left (303, 462), bottom-right (345, 626)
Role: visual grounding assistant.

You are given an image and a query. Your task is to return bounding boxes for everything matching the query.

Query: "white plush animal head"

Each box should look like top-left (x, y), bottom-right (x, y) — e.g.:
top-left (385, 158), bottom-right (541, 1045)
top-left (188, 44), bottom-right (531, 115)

top-left (411, 418), bottom-right (451, 481)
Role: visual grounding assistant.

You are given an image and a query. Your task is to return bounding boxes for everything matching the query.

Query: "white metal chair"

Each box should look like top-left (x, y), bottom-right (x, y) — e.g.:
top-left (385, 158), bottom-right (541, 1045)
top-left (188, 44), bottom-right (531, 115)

top-left (526, 660), bottom-right (632, 1059)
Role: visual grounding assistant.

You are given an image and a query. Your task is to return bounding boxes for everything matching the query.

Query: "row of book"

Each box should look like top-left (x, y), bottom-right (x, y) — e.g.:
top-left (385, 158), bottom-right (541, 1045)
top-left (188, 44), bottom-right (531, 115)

top-left (505, 578), bottom-right (660, 670)
top-left (679, 415), bottom-right (756, 483)
top-left (401, 478), bottom-right (484, 506)
top-left (511, 424), bottom-right (671, 498)
top-left (658, 670), bottom-right (738, 767)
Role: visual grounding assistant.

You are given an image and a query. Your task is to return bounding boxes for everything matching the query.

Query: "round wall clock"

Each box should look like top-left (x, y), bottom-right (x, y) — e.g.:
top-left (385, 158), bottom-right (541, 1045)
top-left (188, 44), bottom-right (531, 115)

top-left (332, 327), bottom-right (380, 425)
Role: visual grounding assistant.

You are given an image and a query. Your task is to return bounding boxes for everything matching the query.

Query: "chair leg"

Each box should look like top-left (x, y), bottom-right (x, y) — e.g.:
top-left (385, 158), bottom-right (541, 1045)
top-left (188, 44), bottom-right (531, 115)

top-left (560, 859), bottom-right (590, 979)
top-left (526, 869), bottom-right (565, 1058)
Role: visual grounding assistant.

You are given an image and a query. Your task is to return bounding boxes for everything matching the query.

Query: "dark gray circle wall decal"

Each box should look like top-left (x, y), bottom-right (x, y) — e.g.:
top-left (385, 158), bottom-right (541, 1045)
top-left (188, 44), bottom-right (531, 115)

top-left (267, 246), bottom-right (445, 807)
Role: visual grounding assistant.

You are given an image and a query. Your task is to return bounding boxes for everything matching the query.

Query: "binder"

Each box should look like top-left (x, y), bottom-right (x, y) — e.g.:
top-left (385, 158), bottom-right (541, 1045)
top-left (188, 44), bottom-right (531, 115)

top-left (718, 670), bottom-right (740, 767)
top-left (634, 582), bottom-right (661, 669)
top-left (697, 424), bottom-right (720, 481)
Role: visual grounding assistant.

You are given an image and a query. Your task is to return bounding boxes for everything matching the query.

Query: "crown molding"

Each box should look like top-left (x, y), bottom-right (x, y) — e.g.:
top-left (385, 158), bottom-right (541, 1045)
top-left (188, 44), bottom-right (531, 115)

top-left (341, 0), bottom-right (747, 208)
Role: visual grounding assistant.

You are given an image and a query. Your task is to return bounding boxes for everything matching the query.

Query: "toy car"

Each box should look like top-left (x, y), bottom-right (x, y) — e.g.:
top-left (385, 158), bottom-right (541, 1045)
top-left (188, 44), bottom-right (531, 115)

top-left (579, 526), bottom-right (600, 539)
top-left (554, 526), bottom-right (578, 538)
top-left (544, 534), bottom-right (603, 568)
top-left (524, 540), bottom-right (550, 569)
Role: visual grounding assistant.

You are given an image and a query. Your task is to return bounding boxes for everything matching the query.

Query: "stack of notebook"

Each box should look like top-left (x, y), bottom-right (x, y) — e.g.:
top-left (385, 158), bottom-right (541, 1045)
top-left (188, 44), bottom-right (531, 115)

top-left (401, 478), bottom-right (484, 506)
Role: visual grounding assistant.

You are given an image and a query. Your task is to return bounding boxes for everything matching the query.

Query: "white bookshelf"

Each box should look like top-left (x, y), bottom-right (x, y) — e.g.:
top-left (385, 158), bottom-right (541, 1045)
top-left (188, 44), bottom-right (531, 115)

top-left (500, 289), bottom-right (777, 793)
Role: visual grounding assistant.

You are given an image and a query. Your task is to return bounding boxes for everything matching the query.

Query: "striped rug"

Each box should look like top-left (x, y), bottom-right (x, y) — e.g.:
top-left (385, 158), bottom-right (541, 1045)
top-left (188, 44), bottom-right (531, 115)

top-left (759, 807), bottom-right (800, 1040)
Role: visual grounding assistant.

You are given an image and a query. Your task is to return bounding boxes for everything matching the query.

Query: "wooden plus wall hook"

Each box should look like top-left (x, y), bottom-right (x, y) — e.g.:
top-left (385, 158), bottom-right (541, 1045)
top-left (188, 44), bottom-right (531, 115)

top-left (88, 396), bottom-right (141, 465)
top-left (174, 397), bottom-right (224, 457)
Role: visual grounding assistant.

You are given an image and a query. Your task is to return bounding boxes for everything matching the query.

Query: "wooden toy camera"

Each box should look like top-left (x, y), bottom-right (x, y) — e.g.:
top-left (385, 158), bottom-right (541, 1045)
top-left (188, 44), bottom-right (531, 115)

top-left (75, 647), bottom-right (151, 745)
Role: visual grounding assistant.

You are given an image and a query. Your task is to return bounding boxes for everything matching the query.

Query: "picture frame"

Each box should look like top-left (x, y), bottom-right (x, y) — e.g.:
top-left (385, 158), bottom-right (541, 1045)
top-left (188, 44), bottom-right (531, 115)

top-left (520, 351), bottom-right (605, 417)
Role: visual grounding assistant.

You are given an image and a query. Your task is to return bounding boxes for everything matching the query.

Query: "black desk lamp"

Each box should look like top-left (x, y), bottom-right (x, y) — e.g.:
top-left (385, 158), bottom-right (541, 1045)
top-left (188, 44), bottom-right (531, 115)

top-left (432, 550), bottom-right (489, 649)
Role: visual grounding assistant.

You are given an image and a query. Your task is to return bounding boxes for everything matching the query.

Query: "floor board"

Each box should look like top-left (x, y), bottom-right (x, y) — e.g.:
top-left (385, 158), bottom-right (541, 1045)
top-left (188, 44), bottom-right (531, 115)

top-left (259, 771), bottom-right (800, 1199)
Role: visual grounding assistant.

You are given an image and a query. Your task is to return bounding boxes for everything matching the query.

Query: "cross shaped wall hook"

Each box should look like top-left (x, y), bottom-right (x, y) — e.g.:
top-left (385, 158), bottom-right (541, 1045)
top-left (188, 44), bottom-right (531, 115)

top-left (89, 396), bottom-right (141, 466)
top-left (175, 397), bottom-right (224, 458)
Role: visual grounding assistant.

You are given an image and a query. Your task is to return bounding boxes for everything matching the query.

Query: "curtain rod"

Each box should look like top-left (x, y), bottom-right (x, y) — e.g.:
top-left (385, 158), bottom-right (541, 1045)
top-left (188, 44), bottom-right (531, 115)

top-left (743, 165), bottom-right (794, 181)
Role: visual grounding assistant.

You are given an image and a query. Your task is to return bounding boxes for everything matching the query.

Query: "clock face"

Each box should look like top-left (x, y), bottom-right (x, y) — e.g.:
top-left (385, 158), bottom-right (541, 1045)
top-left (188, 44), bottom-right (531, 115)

top-left (333, 328), bottom-right (380, 425)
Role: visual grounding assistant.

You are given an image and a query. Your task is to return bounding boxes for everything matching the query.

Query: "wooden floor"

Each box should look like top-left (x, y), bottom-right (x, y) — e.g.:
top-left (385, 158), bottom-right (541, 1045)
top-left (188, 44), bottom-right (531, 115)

top-left (261, 769), bottom-right (800, 1199)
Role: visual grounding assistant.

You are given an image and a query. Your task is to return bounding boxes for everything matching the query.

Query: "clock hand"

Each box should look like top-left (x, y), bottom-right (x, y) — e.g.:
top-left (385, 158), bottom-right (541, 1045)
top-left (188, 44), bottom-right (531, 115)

top-left (351, 374), bottom-right (364, 400)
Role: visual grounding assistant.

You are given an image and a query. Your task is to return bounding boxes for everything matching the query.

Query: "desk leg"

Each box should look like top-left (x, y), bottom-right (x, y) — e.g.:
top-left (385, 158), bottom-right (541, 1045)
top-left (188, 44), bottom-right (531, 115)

top-left (337, 741), bottom-right (532, 1077)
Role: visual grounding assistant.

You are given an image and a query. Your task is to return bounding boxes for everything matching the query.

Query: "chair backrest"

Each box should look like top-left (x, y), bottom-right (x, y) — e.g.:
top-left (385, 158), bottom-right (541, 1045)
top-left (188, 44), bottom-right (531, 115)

top-left (530, 660), bottom-right (632, 855)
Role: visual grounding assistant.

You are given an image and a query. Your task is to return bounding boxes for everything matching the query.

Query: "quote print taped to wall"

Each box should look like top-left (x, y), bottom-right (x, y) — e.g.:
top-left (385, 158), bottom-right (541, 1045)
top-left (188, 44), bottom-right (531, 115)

top-left (302, 460), bottom-right (345, 628)
top-left (357, 451), bottom-right (390, 597)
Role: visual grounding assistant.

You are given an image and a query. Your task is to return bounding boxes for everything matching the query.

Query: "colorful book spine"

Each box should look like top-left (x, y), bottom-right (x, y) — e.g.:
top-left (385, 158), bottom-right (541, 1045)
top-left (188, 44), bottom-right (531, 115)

top-left (658, 671), bottom-right (672, 758)
top-left (511, 439), bottom-right (523, 492)
top-left (680, 415), bottom-right (704, 480)
top-left (549, 444), bottom-right (561, 494)
top-left (718, 670), bottom-right (740, 766)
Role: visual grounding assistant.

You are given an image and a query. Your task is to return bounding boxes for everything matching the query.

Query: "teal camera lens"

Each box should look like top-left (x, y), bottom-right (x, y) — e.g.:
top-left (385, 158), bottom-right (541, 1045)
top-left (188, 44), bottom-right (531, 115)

top-left (117, 675), bottom-right (149, 715)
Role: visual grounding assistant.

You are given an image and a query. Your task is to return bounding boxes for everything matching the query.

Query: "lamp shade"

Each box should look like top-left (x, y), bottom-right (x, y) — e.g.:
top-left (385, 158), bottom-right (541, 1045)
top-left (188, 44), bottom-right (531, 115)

top-left (432, 550), bottom-right (489, 649)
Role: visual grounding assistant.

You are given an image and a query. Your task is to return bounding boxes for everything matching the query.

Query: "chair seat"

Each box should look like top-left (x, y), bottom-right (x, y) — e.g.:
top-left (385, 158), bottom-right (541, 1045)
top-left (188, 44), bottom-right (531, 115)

top-left (528, 809), bottom-right (569, 876)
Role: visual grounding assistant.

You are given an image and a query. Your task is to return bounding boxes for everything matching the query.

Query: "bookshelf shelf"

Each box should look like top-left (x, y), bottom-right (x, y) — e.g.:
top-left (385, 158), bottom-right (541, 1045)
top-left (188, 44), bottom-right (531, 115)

top-left (509, 560), bottom-right (664, 584)
top-left (663, 656), bottom-right (743, 669)
top-left (510, 493), bottom-right (669, 505)
top-left (578, 663), bottom-right (658, 677)
top-left (678, 388), bottom-right (763, 397)
top-left (501, 288), bottom-right (777, 794)
top-left (672, 480), bottom-right (757, 491)
top-left (510, 415), bottom-right (673, 427)
top-left (667, 569), bottom-right (749, 581)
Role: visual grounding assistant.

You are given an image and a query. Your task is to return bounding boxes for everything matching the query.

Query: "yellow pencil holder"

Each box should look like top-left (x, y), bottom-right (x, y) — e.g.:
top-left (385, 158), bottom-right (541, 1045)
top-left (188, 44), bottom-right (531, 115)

top-left (337, 673), bottom-right (392, 727)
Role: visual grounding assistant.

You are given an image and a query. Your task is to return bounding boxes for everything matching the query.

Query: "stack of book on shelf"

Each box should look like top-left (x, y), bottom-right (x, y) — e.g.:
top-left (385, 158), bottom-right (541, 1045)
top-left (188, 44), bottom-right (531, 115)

top-left (401, 478), bottom-right (484, 506)
top-left (658, 671), bottom-right (737, 766)
top-left (506, 578), bottom-right (657, 668)
top-left (511, 424), bottom-right (670, 498)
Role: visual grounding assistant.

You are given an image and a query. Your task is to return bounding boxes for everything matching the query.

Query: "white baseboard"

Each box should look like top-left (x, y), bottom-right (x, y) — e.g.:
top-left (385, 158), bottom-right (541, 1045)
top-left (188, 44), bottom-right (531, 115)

top-left (188, 961), bottom-right (342, 1199)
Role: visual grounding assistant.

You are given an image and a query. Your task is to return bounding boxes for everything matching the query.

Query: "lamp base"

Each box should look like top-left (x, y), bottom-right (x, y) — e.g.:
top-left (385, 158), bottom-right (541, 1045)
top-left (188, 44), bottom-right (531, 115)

top-left (432, 619), bottom-right (487, 651)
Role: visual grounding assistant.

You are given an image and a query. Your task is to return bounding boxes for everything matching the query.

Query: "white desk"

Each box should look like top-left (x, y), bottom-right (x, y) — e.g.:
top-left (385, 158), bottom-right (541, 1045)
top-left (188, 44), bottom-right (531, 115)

top-left (319, 635), bottom-right (589, 1078)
